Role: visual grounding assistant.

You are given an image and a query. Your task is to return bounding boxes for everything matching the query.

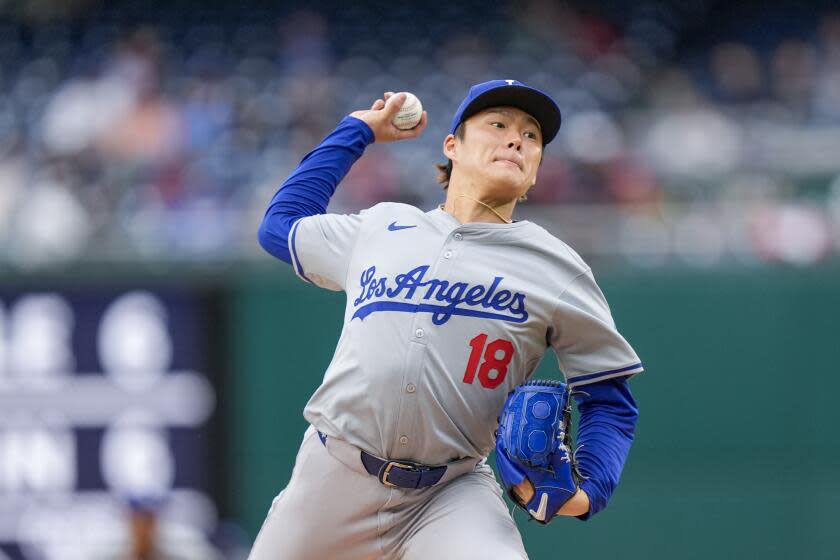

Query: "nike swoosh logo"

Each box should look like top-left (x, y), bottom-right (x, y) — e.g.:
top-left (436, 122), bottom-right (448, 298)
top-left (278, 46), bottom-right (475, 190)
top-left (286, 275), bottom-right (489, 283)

top-left (388, 221), bottom-right (417, 231)
top-left (529, 493), bottom-right (549, 521)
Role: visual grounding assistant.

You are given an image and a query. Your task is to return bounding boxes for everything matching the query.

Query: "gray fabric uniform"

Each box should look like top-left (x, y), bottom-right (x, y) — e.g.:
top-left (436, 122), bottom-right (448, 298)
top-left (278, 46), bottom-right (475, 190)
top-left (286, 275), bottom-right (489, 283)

top-left (248, 203), bottom-right (642, 560)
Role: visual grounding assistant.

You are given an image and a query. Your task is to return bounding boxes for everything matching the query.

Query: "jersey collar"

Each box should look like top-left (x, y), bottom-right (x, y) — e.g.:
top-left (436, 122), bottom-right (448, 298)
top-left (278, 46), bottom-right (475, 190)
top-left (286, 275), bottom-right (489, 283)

top-left (429, 206), bottom-right (530, 231)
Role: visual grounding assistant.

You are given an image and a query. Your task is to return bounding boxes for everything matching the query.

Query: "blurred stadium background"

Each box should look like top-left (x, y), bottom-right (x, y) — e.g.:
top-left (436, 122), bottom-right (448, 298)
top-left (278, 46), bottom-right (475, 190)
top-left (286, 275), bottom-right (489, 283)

top-left (0, 0), bottom-right (838, 558)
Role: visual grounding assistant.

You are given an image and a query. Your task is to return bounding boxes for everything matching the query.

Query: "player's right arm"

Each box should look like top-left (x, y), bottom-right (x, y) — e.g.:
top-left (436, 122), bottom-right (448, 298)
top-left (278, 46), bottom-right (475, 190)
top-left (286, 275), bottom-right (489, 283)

top-left (257, 93), bottom-right (426, 264)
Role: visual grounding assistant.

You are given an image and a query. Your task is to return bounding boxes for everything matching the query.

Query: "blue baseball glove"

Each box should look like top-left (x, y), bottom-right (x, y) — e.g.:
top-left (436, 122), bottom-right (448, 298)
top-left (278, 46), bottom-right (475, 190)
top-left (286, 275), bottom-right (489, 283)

top-left (495, 380), bottom-right (582, 523)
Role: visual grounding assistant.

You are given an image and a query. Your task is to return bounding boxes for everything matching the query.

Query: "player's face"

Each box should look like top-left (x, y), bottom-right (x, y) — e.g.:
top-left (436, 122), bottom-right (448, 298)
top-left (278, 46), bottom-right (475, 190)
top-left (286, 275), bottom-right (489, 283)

top-left (447, 106), bottom-right (543, 200)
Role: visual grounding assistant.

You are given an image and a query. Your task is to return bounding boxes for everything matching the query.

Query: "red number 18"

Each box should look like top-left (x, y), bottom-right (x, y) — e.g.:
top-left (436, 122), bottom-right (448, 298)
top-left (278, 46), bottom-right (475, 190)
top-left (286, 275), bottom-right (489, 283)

top-left (462, 333), bottom-right (515, 389)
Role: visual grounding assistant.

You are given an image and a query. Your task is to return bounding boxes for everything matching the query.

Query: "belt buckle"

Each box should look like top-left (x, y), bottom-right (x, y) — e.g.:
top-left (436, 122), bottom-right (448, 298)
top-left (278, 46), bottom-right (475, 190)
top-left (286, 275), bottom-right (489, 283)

top-left (380, 461), bottom-right (415, 487)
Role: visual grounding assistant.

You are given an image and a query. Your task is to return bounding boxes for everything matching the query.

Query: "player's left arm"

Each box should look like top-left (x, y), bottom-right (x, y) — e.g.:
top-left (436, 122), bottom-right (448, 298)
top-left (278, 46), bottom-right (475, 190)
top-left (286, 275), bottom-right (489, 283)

top-left (568, 375), bottom-right (638, 519)
top-left (507, 376), bottom-right (638, 519)
top-left (549, 268), bottom-right (643, 519)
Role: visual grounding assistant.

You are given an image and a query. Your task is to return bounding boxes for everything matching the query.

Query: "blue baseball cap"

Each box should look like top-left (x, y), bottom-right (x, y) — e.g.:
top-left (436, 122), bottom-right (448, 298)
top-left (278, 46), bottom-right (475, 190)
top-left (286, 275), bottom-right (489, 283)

top-left (450, 79), bottom-right (562, 145)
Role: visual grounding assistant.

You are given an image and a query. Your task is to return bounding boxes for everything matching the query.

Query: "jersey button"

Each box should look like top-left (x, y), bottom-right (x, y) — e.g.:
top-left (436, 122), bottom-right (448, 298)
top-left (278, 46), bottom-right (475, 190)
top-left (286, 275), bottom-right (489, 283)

top-left (399, 436), bottom-right (409, 445)
top-left (406, 383), bottom-right (416, 393)
top-left (415, 328), bottom-right (424, 338)
top-left (453, 233), bottom-right (463, 241)
top-left (444, 250), bottom-right (453, 259)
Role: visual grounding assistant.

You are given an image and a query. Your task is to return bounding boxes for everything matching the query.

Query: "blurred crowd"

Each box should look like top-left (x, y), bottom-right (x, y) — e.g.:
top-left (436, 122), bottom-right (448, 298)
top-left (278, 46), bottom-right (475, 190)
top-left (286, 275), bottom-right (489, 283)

top-left (0, 0), bottom-right (839, 268)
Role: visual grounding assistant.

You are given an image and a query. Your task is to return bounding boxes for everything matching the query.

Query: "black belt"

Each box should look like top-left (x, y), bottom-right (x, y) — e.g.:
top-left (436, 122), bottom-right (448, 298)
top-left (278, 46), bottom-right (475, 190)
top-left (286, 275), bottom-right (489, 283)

top-left (317, 431), bottom-right (446, 489)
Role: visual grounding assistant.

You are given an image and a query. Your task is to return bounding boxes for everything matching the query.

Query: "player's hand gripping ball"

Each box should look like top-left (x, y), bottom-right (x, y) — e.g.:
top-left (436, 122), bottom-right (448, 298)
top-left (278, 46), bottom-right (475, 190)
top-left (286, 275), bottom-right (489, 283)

top-left (495, 380), bottom-right (582, 524)
top-left (349, 92), bottom-right (427, 143)
top-left (391, 92), bottom-right (423, 130)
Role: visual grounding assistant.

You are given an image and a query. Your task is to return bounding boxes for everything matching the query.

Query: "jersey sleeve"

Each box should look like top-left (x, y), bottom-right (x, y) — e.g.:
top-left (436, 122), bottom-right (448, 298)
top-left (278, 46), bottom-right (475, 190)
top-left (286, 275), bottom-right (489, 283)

top-left (288, 211), bottom-right (364, 291)
top-left (548, 269), bottom-right (643, 387)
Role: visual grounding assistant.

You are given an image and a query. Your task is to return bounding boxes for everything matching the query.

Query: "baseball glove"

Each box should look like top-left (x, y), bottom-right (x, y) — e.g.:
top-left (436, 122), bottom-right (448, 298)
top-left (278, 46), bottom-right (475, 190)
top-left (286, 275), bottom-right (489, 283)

top-left (495, 380), bottom-right (582, 523)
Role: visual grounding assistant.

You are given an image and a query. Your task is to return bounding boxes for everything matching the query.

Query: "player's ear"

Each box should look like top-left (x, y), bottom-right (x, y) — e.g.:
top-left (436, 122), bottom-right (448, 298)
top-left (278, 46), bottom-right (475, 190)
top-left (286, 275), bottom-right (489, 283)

top-left (443, 134), bottom-right (458, 162)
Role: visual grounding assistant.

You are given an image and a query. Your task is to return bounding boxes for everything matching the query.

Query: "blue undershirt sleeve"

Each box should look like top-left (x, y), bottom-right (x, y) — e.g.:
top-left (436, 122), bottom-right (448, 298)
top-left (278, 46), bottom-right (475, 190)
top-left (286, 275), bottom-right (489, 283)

top-left (573, 376), bottom-right (639, 520)
top-left (257, 116), bottom-right (375, 263)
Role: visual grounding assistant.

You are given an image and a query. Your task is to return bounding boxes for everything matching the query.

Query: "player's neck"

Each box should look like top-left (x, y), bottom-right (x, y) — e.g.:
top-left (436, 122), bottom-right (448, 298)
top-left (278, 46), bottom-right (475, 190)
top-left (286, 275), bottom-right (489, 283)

top-left (443, 181), bottom-right (517, 225)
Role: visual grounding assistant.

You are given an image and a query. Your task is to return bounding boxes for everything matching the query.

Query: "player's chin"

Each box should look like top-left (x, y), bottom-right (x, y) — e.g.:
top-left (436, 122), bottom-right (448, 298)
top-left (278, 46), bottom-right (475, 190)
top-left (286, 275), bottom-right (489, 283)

top-left (486, 186), bottom-right (530, 205)
top-left (483, 171), bottom-right (530, 198)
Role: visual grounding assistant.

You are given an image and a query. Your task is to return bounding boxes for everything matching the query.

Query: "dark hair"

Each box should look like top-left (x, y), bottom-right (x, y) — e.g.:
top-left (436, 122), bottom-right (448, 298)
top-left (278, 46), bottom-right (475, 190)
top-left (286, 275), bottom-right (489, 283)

top-left (435, 123), bottom-right (465, 189)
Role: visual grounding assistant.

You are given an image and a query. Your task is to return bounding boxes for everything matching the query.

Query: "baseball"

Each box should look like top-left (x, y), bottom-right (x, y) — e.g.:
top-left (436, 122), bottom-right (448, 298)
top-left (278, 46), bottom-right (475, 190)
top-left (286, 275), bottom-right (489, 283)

top-left (392, 92), bottom-right (423, 130)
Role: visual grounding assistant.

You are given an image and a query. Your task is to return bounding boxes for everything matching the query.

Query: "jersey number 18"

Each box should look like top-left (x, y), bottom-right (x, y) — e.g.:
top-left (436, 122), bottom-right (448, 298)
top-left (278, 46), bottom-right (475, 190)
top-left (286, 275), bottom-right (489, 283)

top-left (462, 333), bottom-right (514, 389)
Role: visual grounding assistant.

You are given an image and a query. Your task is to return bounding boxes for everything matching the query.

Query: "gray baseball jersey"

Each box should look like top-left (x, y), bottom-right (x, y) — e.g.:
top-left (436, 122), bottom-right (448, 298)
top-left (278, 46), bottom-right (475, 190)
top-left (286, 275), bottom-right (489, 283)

top-left (288, 202), bottom-right (642, 466)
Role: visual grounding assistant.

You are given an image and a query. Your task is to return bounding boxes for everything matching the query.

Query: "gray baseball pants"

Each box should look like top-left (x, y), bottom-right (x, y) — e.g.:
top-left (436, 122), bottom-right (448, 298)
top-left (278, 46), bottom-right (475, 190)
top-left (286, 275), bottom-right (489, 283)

top-left (248, 427), bottom-right (528, 560)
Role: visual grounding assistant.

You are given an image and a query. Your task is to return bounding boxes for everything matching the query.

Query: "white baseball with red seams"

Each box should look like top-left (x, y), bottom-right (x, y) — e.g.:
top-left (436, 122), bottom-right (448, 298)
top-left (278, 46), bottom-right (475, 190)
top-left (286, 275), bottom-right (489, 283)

top-left (392, 92), bottom-right (423, 130)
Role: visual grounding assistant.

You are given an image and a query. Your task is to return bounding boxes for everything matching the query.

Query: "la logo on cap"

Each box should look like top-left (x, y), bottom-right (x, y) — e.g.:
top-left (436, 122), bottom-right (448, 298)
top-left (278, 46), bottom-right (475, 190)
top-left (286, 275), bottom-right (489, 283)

top-left (505, 79), bottom-right (515, 85)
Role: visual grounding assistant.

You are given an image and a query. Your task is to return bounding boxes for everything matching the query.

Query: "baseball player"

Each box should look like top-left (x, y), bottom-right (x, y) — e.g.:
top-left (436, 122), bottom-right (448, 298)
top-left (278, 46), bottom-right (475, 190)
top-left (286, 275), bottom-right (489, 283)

top-left (252, 80), bottom-right (642, 559)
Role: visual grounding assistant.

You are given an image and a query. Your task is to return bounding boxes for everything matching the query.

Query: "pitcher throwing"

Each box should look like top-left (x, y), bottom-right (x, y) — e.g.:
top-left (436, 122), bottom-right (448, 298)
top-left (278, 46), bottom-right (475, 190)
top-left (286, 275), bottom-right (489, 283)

top-left (252, 79), bottom-right (643, 559)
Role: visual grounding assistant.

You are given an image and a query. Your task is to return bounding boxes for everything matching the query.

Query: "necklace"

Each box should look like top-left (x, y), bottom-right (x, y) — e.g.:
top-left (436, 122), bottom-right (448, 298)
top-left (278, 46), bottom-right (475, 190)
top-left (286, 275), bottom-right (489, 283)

top-left (440, 195), bottom-right (513, 224)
